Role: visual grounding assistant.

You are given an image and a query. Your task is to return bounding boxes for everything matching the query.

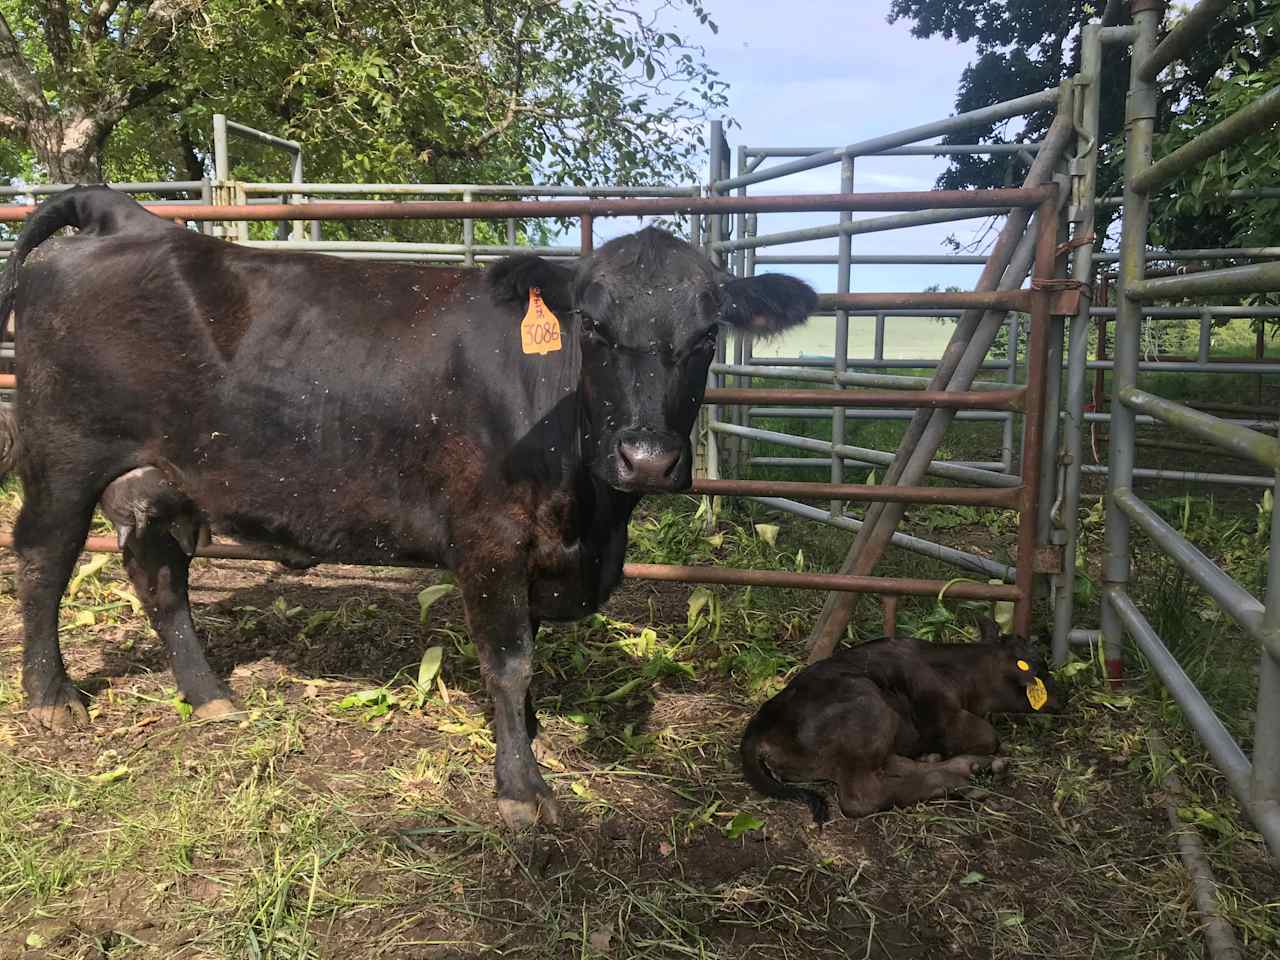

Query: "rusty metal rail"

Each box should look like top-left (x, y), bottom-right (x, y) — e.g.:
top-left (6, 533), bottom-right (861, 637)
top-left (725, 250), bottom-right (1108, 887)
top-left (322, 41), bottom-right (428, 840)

top-left (0, 186), bottom-right (1056, 223)
top-left (704, 386), bottom-right (1024, 411)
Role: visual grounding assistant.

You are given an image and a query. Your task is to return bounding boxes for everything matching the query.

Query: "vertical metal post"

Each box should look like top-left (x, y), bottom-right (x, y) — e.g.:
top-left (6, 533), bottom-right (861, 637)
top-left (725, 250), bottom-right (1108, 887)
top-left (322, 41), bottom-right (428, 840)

top-left (1014, 190), bottom-right (1060, 640)
top-left (874, 311), bottom-right (886, 365)
top-left (1052, 24), bottom-right (1106, 664)
top-left (703, 121), bottom-right (727, 486)
top-left (1253, 442), bottom-right (1280, 855)
top-left (289, 147), bottom-right (305, 241)
top-left (1009, 314), bottom-right (1022, 470)
top-left (1036, 171), bottom-right (1070, 549)
top-left (199, 178), bottom-right (213, 237)
top-left (741, 212), bottom-right (759, 468)
top-left (580, 215), bottom-right (593, 255)
top-left (730, 145), bottom-right (749, 477)
top-left (832, 155), bottom-right (854, 517)
top-left (462, 190), bottom-right (475, 268)
top-left (212, 113), bottom-right (230, 241)
top-left (1198, 307), bottom-right (1213, 364)
top-left (1102, 0), bottom-right (1162, 683)
top-left (1001, 312), bottom-right (1016, 474)
top-left (507, 219), bottom-right (517, 246)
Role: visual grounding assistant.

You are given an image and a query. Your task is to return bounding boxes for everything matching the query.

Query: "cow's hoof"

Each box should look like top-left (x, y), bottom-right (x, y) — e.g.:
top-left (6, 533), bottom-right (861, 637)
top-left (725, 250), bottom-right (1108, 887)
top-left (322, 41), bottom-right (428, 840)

top-left (193, 698), bottom-right (241, 722)
top-left (28, 682), bottom-right (90, 731)
top-left (498, 794), bottom-right (562, 830)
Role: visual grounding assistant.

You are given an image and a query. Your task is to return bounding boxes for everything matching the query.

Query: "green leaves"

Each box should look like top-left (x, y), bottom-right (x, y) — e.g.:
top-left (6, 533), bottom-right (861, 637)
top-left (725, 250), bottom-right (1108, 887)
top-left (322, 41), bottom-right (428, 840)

top-left (418, 584), bottom-right (455, 626)
top-left (724, 812), bottom-right (764, 840)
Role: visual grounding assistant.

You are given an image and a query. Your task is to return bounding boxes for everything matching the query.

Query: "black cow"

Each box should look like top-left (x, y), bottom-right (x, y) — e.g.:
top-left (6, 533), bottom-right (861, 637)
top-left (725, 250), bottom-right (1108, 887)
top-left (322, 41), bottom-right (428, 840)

top-left (1, 186), bottom-right (814, 828)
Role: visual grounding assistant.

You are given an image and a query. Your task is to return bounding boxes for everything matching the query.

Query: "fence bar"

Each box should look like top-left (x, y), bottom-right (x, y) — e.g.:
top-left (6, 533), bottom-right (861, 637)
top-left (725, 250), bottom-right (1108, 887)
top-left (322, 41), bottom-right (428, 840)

top-left (715, 88), bottom-right (1059, 191)
top-left (1105, 586), bottom-right (1280, 855)
top-left (706, 386), bottom-right (1023, 411)
top-left (1125, 259), bottom-right (1280, 300)
top-left (710, 421), bottom-right (1021, 487)
top-left (625, 562), bottom-right (1020, 600)
top-left (1119, 387), bottom-right (1280, 469)
top-left (712, 207), bottom-right (1000, 254)
top-left (241, 240), bottom-right (578, 256)
top-left (1253, 465), bottom-right (1280, 855)
top-left (0, 181), bottom-right (206, 197)
top-left (752, 254), bottom-right (990, 265)
top-left (749, 408), bottom-right (1010, 422)
top-left (0, 188), bottom-right (1056, 224)
top-left (710, 362), bottom-right (1013, 391)
top-left (748, 496), bottom-right (1016, 581)
top-left (1081, 464), bottom-right (1276, 487)
top-left (1053, 22), bottom-right (1105, 664)
top-left (1136, 0), bottom-right (1232, 81)
top-left (241, 182), bottom-right (700, 197)
top-left (745, 143), bottom-right (1044, 158)
top-left (1102, 3), bottom-right (1160, 683)
top-left (1094, 247), bottom-right (1280, 262)
top-left (751, 456), bottom-right (1008, 472)
top-left (817, 291), bottom-right (1034, 312)
top-left (1114, 489), bottom-right (1273, 654)
top-left (692, 477), bottom-right (1019, 507)
top-left (1131, 85), bottom-right (1280, 195)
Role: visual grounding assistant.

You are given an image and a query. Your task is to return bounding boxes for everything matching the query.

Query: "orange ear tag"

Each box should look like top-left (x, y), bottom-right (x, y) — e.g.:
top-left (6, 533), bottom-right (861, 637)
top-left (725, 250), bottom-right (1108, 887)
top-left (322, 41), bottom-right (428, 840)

top-left (520, 287), bottom-right (562, 356)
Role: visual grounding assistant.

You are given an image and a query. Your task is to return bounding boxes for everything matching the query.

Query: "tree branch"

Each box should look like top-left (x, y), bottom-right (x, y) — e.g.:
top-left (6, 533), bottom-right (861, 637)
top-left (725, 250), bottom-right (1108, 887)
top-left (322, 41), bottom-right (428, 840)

top-left (0, 10), bottom-right (49, 123)
top-left (471, 15), bottom-right (526, 149)
top-left (86, 0), bottom-right (126, 44)
top-left (38, 1), bottom-right (73, 72)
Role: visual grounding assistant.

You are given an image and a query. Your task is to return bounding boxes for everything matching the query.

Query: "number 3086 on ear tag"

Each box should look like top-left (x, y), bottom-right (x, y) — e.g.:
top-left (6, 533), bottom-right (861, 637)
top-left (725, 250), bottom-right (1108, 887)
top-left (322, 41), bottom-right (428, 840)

top-left (521, 287), bottom-right (562, 356)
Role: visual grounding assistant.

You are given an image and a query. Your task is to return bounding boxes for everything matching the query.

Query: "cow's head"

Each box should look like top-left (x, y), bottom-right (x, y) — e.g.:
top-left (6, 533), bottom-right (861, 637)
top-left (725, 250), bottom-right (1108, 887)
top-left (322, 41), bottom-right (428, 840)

top-left (494, 227), bottom-right (813, 492)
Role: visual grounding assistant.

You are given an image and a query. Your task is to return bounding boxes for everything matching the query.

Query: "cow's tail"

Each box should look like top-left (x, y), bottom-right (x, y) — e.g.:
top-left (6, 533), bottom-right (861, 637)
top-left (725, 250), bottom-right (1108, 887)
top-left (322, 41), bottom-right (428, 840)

top-left (0, 185), bottom-right (162, 328)
top-left (0, 187), bottom-right (163, 481)
top-left (740, 715), bottom-right (830, 825)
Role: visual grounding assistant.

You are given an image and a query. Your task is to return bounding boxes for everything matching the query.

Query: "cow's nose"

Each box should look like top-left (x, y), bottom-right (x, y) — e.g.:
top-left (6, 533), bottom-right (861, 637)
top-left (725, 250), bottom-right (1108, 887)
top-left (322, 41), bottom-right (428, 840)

top-left (615, 435), bottom-right (684, 489)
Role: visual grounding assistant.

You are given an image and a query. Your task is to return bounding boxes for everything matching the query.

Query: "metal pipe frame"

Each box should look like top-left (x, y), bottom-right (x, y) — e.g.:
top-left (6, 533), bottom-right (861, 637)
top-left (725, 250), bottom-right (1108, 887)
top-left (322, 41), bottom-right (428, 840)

top-left (1126, 260), bottom-right (1280, 300)
top-left (748, 495), bottom-right (1015, 581)
top-left (1137, 0), bottom-right (1233, 82)
top-left (1053, 20), bottom-right (1113, 663)
top-left (711, 206), bottom-right (1001, 254)
top-left (715, 87), bottom-right (1060, 192)
top-left (744, 143), bottom-right (1044, 158)
top-left (1113, 489), bottom-right (1274, 655)
top-left (0, 187), bottom-right (1056, 224)
top-left (240, 182), bottom-right (699, 197)
top-left (805, 99), bottom-right (1077, 662)
top-left (710, 362), bottom-right (1013, 392)
top-left (705, 386), bottom-right (1024, 411)
top-left (693, 477), bottom-right (1019, 508)
top-left (710, 420), bottom-right (1021, 488)
top-left (751, 456), bottom-right (1008, 472)
top-left (1119, 387), bottom-right (1280, 469)
top-left (1081, 464), bottom-right (1277, 487)
top-left (1101, 1), bottom-right (1160, 683)
top-left (1130, 85), bottom-right (1280, 196)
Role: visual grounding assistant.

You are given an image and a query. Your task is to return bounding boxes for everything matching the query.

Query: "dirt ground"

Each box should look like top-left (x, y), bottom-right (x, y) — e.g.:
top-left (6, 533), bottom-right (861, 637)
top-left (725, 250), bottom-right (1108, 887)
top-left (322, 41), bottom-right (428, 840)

top-left (1, 547), bottom-right (1277, 960)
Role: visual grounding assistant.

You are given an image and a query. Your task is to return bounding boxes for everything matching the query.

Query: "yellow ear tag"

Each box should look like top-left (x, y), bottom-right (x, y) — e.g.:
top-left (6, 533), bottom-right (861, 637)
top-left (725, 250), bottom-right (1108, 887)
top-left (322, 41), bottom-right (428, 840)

top-left (1027, 677), bottom-right (1048, 711)
top-left (1016, 659), bottom-right (1031, 671)
top-left (521, 287), bottom-right (562, 356)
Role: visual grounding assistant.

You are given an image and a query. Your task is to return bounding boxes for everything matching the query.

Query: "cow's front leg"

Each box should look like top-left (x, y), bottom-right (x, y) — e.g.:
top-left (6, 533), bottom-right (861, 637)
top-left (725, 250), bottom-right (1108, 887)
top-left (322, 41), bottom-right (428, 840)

top-left (461, 573), bottom-right (559, 829)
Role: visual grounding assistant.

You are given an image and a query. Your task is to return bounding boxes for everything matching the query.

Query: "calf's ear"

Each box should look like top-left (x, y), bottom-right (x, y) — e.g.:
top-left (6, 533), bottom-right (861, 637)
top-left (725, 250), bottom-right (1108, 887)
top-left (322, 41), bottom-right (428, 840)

top-left (976, 615), bottom-right (1002, 644)
top-left (720, 274), bottom-right (816, 337)
top-left (487, 255), bottom-right (576, 316)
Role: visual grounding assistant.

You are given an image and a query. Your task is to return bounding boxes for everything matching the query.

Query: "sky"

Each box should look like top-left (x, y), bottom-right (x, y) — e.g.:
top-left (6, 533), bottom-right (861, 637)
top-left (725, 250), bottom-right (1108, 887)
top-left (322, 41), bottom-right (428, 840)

top-left (592, 0), bottom-right (991, 300)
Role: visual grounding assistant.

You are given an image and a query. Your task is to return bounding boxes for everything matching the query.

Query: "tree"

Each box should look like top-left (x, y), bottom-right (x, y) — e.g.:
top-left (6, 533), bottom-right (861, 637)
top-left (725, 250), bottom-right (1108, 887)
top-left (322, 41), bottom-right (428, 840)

top-left (885, 0), bottom-right (1270, 252)
top-left (0, 0), bottom-right (727, 192)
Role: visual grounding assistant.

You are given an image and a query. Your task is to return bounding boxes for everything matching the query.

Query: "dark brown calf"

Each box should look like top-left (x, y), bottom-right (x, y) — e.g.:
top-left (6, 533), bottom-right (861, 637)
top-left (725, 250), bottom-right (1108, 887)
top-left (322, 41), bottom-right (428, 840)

top-left (740, 620), bottom-right (1062, 823)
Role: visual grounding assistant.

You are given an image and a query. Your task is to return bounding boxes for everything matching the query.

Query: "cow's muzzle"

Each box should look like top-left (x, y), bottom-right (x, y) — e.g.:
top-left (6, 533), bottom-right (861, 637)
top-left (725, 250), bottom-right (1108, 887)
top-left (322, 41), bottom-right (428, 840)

top-left (608, 430), bottom-right (690, 492)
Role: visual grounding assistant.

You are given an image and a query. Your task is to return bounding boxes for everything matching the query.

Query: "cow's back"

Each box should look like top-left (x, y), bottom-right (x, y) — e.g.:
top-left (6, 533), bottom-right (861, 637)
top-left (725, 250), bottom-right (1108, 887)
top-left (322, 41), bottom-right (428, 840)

top-left (13, 230), bottom-right (584, 567)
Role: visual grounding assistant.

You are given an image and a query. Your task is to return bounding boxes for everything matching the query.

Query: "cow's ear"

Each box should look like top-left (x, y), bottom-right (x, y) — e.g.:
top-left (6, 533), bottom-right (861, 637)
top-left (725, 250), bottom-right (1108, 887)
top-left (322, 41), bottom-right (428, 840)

top-left (487, 255), bottom-right (575, 316)
top-left (720, 274), bottom-right (816, 338)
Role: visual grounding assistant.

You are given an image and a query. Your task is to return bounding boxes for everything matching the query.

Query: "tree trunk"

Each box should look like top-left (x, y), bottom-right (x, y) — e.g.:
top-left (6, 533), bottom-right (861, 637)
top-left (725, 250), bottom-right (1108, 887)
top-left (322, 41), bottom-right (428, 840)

top-left (28, 112), bottom-right (106, 183)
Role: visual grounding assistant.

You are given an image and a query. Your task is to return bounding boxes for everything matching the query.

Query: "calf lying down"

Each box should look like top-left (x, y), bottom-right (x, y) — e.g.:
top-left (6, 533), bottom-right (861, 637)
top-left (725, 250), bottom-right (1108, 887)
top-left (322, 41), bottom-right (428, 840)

top-left (741, 621), bottom-right (1061, 824)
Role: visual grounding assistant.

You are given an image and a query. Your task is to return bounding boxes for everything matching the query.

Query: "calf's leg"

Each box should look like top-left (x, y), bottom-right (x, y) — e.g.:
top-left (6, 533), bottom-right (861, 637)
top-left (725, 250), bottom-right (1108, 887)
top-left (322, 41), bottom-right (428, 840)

top-left (122, 522), bottom-right (237, 719)
top-left (835, 755), bottom-right (997, 818)
top-left (462, 572), bottom-right (558, 829)
top-left (15, 476), bottom-right (98, 730)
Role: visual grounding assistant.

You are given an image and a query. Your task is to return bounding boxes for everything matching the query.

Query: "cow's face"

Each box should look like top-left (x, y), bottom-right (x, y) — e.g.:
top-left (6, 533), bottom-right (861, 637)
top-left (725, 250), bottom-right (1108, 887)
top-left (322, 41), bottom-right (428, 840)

top-left (974, 618), bottom-right (1063, 716)
top-left (573, 228), bottom-right (815, 493)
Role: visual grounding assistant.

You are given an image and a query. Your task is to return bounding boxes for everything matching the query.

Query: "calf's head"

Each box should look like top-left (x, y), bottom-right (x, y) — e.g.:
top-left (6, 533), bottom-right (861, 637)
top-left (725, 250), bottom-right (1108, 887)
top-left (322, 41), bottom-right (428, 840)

top-left (570, 228), bottom-right (814, 492)
top-left (970, 617), bottom-right (1063, 716)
